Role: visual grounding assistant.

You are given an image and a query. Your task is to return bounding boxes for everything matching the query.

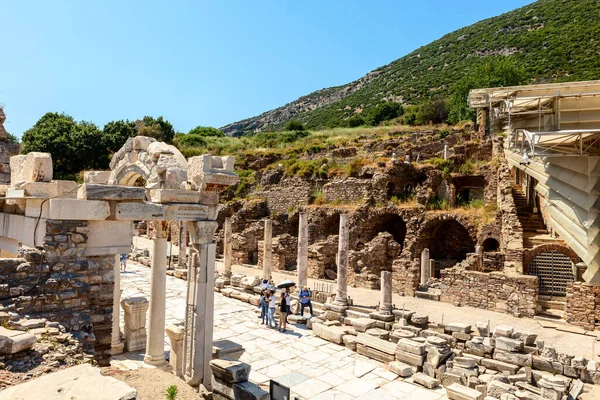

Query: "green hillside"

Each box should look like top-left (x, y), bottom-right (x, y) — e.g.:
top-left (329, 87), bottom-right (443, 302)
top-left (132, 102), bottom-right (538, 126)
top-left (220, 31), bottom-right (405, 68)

top-left (221, 0), bottom-right (600, 135)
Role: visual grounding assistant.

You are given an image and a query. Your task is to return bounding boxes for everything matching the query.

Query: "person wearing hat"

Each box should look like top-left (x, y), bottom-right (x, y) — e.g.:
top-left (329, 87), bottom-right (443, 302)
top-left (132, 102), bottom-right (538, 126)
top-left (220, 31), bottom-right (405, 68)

top-left (299, 286), bottom-right (313, 317)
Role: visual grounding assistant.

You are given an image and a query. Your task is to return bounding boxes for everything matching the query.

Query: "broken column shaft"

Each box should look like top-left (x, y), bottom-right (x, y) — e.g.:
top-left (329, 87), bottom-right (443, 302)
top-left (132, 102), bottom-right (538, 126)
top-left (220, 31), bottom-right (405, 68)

top-left (297, 212), bottom-right (308, 287)
top-left (262, 219), bottom-right (272, 280)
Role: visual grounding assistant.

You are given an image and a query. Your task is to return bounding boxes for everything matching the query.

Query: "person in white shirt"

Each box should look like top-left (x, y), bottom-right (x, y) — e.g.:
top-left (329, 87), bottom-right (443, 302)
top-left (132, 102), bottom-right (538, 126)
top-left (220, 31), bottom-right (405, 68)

top-left (267, 290), bottom-right (277, 328)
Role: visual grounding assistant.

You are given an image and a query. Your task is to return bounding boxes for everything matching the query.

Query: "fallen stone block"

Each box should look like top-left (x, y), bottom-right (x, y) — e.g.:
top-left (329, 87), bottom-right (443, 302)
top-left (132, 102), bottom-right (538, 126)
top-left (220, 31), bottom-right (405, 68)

top-left (343, 335), bottom-right (357, 351)
top-left (446, 383), bottom-right (484, 400)
top-left (356, 333), bottom-right (395, 355)
top-left (442, 371), bottom-right (465, 387)
top-left (210, 359), bottom-right (250, 383)
top-left (10, 153), bottom-right (53, 186)
top-left (396, 338), bottom-right (426, 355)
top-left (481, 358), bottom-right (520, 374)
top-left (357, 343), bottom-right (395, 363)
top-left (312, 323), bottom-right (347, 344)
top-left (493, 325), bottom-right (514, 338)
top-left (423, 362), bottom-right (446, 379)
top-left (413, 372), bottom-right (440, 389)
top-left (78, 184), bottom-right (146, 201)
top-left (486, 380), bottom-right (517, 398)
top-left (510, 331), bottom-right (537, 347)
top-left (411, 314), bottom-right (429, 325)
top-left (0, 364), bottom-right (137, 399)
top-left (390, 329), bottom-right (416, 343)
top-left (212, 375), bottom-right (269, 400)
top-left (213, 340), bottom-right (244, 360)
top-left (395, 349), bottom-right (425, 367)
top-left (351, 318), bottom-right (377, 332)
top-left (392, 309), bottom-right (415, 320)
top-left (389, 361), bottom-right (413, 377)
top-left (0, 327), bottom-right (36, 355)
top-left (493, 350), bottom-right (531, 367)
top-left (454, 357), bottom-right (477, 369)
top-left (495, 337), bottom-right (524, 353)
top-left (366, 328), bottom-right (389, 340)
top-left (446, 323), bottom-right (472, 334)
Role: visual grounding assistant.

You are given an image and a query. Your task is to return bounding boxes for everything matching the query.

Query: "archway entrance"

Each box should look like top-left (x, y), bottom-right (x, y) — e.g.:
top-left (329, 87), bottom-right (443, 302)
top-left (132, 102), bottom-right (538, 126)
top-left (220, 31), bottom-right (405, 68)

top-left (527, 251), bottom-right (574, 297)
top-left (482, 237), bottom-right (500, 252)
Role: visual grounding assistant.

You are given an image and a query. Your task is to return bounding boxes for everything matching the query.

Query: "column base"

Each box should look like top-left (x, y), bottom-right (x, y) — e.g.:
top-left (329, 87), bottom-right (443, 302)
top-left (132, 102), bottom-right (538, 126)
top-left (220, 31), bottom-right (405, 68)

top-left (369, 311), bottom-right (395, 322)
top-left (142, 354), bottom-right (169, 369)
top-left (110, 342), bottom-right (125, 355)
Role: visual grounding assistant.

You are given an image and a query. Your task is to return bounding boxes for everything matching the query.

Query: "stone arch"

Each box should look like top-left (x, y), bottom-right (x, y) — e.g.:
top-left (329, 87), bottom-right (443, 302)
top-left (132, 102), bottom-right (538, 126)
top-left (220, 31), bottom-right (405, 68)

top-left (411, 214), bottom-right (476, 271)
top-left (108, 136), bottom-right (188, 189)
top-left (355, 212), bottom-right (407, 251)
top-left (523, 244), bottom-right (579, 274)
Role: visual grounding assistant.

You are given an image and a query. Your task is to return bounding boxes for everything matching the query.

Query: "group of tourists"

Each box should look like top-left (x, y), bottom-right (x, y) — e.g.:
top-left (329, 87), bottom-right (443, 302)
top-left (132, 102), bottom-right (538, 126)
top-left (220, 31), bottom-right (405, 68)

top-left (259, 283), bottom-right (314, 333)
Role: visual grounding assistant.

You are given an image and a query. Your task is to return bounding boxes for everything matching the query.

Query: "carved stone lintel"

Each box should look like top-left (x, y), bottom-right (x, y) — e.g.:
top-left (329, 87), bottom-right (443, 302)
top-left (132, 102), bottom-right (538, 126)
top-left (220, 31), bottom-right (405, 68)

top-left (186, 221), bottom-right (218, 245)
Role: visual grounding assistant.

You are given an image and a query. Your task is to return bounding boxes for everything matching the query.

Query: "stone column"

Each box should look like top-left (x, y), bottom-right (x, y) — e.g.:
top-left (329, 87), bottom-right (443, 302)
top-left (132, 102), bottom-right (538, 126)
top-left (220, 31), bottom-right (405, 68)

top-left (182, 221), bottom-right (218, 388)
top-left (379, 271), bottom-right (392, 314)
top-left (111, 255), bottom-right (124, 355)
top-left (121, 297), bottom-right (149, 352)
top-left (143, 222), bottom-right (168, 368)
top-left (420, 248), bottom-right (430, 286)
top-left (223, 217), bottom-right (232, 277)
top-left (262, 219), bottom-right (272, 280)
top-left (334, 214), bottom-right (349, 307)
top-left (443, 144), bottom-right (448, 160)
top-left (476, 245), bottom-right (483, 271)
top-left (297, 212), bottom-right (308, 287)
top-left (178, 222), bottom-right (187, 269)
top-left (166, 324), bottom-right (184, 377)
top-left (430, 259), bottom-right (436, 279)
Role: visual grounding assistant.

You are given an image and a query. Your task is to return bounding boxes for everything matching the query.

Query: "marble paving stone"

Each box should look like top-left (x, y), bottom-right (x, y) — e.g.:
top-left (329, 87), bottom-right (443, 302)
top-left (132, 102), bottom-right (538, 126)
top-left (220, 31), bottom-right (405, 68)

top-left (361, 389), bottom-right (400, 400)
top-left (273, 371), bottom-right (310, 388)
top-left (292, 378), bottom-right (333, 398)
top-left (372, 367), bottom-right (399, 381)
top-left (353, 359), bottom-right (378, 377)
top-left (335, 377), bottom-right (379, 397)
top-left (380, 380), bottom-right (418, 395)
top-left (319, 372), bottom-right (347, 387)
top-left (300, 350), bottom-right (331, 363)
top-left (248, 370), bottom-right (269, 384)
top-left (258, 364), bottom-right (292, 379)
top-left (311, 390), bottom-right (355, 400)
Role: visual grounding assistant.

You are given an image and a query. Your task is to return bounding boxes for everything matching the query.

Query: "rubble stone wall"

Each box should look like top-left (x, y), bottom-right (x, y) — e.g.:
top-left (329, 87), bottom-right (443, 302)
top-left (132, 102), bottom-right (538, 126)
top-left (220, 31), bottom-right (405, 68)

top-left (440, 266), bottom-right (538, 317)
top-left (496, 152), bottom-right (523, 271)
top-left (253, 177), bottom-right (317, 215)
top-left (322, 178), bottom-right (376, 204)
top-left (565, 282), bottom-right (600, 331)
top-left (0, 220), bottom-right (114, 365)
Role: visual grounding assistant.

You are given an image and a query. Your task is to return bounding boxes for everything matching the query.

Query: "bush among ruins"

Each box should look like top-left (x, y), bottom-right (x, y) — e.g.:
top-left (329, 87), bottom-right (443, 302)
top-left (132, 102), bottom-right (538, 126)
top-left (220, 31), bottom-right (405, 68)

top-left (346, 158), bottom-right (366, 177)
top-left (285, 159), bottom-right (328, 179)
top-left (458, 160), bottom-right (475, 174)
top-left (165, 385), bottom-right (178, 400)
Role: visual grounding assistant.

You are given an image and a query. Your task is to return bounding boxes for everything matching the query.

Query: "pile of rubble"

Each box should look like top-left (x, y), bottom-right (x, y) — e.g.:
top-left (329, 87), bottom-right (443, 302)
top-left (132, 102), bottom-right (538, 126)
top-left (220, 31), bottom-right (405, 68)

top-left (0, 316), bottom-right (91, 389)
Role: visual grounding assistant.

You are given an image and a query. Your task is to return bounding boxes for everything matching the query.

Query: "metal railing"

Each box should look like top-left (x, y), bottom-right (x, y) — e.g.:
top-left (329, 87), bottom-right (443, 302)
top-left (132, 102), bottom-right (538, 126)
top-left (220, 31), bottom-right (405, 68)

top-left (507, 128), bottom-right (600, 157)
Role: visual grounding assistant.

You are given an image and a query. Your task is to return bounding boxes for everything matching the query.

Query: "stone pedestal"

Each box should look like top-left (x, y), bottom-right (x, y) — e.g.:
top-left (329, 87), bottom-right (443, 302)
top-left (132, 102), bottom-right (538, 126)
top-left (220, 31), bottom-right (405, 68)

top-left (297, 212), bottom-right (308, 287)
top-left (475, 245), bottom-right (483, 271)
top-left (223, 218), bottom-right (232, 277)
top-left (262, 219), bottom-right (272, 280)
top-left (121, 297), bottom-right (149, 352)
top-left (143, 223), bottom-right (168, 368)
top-left (333, 214), bottom-right (349, 308)
top-left (111, 255), bottom-right (124, 355)
top-left (379, 271), bottom-right (392, 314)
top-left (183, 220), bottom-right (218, 388)
top-left (420, 248), bottom-right (430, 286)
top-left (166, 324), bottom-right (185, 377)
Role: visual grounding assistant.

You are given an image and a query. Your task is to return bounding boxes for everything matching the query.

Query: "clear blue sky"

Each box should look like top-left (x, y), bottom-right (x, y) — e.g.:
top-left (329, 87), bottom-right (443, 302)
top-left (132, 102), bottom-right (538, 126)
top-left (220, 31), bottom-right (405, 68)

top-left (1, 0), bottom-right (532, 137)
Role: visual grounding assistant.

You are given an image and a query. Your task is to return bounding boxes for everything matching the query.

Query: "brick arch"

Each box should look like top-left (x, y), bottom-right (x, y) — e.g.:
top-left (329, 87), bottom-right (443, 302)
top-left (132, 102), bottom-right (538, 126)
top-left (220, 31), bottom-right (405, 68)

top-left (523, 244), bottom-right (580, 274)
top-left (410, 214), bottom-right (477, 269)
top-left (108, 136), bottom-right (187, 189)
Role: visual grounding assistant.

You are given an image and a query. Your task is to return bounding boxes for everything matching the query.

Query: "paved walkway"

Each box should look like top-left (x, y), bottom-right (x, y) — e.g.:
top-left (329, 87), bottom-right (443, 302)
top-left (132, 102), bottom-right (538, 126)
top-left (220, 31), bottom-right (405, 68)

top-left (221, 262), bottom-right (600, 359)
top-left (112, 262), bottom-right (448, 399)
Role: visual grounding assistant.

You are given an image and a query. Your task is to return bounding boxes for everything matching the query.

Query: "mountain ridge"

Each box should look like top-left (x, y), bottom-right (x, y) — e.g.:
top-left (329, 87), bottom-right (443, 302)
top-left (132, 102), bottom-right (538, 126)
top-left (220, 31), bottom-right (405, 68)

top-left (220, 0), bottom-right (600, 136)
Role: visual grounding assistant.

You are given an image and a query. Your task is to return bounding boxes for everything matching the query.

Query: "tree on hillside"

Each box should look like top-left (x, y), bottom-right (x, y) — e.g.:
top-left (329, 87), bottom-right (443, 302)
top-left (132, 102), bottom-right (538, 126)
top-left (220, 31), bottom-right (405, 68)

top-left (188, 126), bottom-right (225, 137)
top-left (365, 102), bottom-right (404, 126)
top-left (347, 115), bottom-right (365, 128)
top-left (284, 119), bottom-right (305, 131)
top-left (448, 57), bottom-right (525, 124)
top-left (21, 112), bottom-right (106, 176)
top-left (136, 116), bottom-right (175, 143)
top-left (103, 119), bottom-right (137, 153)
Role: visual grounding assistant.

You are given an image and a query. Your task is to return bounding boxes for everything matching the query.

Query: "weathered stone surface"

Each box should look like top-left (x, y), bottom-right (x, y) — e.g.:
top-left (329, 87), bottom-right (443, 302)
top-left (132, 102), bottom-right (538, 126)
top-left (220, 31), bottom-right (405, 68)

top-left (510, 331), bottom-right (537, 346)
top-left (495, 337), bottom-right (524, 353)
top-left (147, 188), bottom-right (200, 204)
top-left (411, 313), bottom-right (429, 325)
top-left (356, 343), bottom-right (395, 363)
top-left (486, 380), bottom-right (517, 398)
top-left (188, 154), bottom-right (238, 191)
top-left (212, 375), bottom-right (269, 400)
top-left (343, 334), bottom-right (357, 351)
top-left (0, 364), bottom-right (137, 399)
top-left (121, 297), bottom-right (149, 352)
top-left (441, 372), bottom-right (465, 387)
top-left (413, 372), bottom-right (440, 389)
top-left (389, 361), bottom-right (413, 377)
top-left (312, 323), bottom-right (347, 344)
top-left (446, 323), bottom-right (472, 334)
top-left (454, 357), bottom-right (477, 369)
top-left (395, 349), bottom-right (426, 366)
top-left (366, 328), bottom-right (390, 340)
top-left (493, 350), bottom-right (532, 367)
top-left (10, 153), bottom-right (53, 186)
top-left (356, 333), bottom-right (395, 355)
top-left (396, 338), bottom-right (426, 355)
top-left (0, 327), bottom-right (36, 355)
top-left (83, 171), bottom-right (112, 184)
top-left (351, 318), bottom-right (377, 332)
top-left (481, 358), bottom-right (520, 374)
top-left (210, 359), bottom-right (251, 383)
top-left (213, 340), bottom-right (244, 360)
top-left (446, 383), bottom-right (484, 400)
top-left (493, 325), bottom-right (514, 338)
top-left (78, 184), bottom-right (146, 201)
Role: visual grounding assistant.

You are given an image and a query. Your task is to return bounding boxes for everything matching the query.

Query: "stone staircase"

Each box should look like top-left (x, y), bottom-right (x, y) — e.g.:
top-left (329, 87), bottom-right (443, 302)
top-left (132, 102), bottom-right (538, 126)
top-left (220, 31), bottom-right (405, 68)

top-left (512, 186), bottom-right (564, 249)
top-left (535, 296), bottom-right (567, 324)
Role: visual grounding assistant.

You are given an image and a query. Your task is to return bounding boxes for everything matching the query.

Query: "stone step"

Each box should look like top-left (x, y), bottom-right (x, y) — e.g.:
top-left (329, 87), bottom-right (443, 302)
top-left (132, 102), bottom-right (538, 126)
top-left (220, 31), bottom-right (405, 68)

top-left (538, 299), bottom-right (566, 311)
top-left (415, 291), bottom-right (440, 301)
top-left (345, 309), bottom-right (371, 320)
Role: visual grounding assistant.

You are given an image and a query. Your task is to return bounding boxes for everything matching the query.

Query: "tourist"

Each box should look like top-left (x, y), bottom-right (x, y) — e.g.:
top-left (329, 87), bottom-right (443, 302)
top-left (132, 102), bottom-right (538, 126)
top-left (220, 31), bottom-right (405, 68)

top-left (284, 288), bottom-right (291, 322)
top-left (260, 290), bottom-right (269, 325)
top-left (120, 253), bottom-right (127, 272)
top-left (299, 286), bottom-right (313, 317)
top-left (268, 290), bottom-right (277, 329)
top-left (279, 290), bottom-right (287, 332)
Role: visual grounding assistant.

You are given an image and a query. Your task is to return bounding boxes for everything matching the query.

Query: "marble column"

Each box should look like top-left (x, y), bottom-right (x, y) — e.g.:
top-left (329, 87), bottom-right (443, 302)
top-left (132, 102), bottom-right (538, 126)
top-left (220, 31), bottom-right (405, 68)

top-left (223, 217), bottom-right (232, 277)
top-left (420, 248), bottom-right (430, 285)
top-left (111, 254), bottom-right (124, 355)
top-left (380, 271), bottom-right (392, 314)
top-left (443, 144), bottom-right (448, 160)
top-left (334, 214), bottom-right (349, 307)
top-left (262, 219), bottom-right (272, 280)
top-left (178, 221), bottom-right (187, 269)
top-left (182, 221), bottom-right (218, 388)
top-left (297, 212), bottom-right (308, 287)
top-left (143, 222), bottom-right (168, 368)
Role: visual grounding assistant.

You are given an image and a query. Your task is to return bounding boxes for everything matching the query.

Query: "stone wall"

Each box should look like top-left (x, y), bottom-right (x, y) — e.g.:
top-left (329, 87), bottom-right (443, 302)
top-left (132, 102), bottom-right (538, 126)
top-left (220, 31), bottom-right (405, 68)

top-left (253, 177), bottom-right (316, 215)
top-left (440, 266), bottom-right (538, 317)
top-left (257, 233), bottom-right (298, 271)
top-left (496, 150), bottom-right (523, 271)
top-left (565, 282), bottom-right (600, 331)
top-left (392, 258), bottom-right (420, 296)
top-left (322, 178), bottom-right (374, 204)
top-left (0, 220), bottom-right (115, 365)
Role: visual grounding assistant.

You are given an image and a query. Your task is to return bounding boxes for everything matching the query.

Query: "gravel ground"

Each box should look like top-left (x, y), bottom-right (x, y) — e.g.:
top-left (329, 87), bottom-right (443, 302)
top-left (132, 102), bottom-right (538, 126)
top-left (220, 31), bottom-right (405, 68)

top-left (104, 368), bottom-right (203, 400)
